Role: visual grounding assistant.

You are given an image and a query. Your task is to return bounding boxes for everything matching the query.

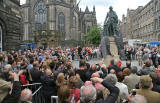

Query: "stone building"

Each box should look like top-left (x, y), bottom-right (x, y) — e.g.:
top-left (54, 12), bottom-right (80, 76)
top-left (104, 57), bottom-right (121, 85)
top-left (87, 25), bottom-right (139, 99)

top-left (120, 0), bottom-right (155, 42)
top-left (120, 14), bottom-right (127, 39)
top-left (21, 0), bottom-right (97, 47)
top-left (120, 9), bottom-right (135, 40)
top-left (0, 0), bottom-right (21, 51)
top-left (126, 9), bottom-right (135, 39)
top-left (153, 0), bottom-right (160, 41)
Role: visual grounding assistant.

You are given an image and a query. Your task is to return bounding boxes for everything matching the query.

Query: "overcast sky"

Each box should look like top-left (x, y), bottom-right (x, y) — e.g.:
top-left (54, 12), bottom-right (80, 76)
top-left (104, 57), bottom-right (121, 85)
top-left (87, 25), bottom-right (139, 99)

top-left (20, 0), bottom-right (151, 24)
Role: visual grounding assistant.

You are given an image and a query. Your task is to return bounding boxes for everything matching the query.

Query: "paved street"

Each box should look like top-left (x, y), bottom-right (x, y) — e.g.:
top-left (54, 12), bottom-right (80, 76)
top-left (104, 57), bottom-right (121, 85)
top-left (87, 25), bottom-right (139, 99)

top-left (72, 59), bottom-right (141, 70)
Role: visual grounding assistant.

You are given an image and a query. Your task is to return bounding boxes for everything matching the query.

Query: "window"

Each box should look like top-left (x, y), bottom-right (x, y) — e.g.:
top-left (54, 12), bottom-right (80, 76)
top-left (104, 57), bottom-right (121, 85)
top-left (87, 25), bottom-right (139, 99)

top-left (87, 26), bottom-right (90, 33)
top-left (155, 19), bottom-right (158, 30)
top-left (0, 0), bottom-right (3, 3)
top-left (0, 25), bottom-right (2, 51)
top-left (34, 1), bottom-right (47, 30)
top-left (58, 12), bottom-right (65, 33)
top-left (155, 1), bottom-right (158, 12)
top-left (159, 16), bottom-right (160, 28)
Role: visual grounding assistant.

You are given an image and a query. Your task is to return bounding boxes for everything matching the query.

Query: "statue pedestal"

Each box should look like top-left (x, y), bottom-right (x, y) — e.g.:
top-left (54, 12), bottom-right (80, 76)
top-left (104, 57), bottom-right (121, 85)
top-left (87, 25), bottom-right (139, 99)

top-left (103, 36), bottom-right (120, 66)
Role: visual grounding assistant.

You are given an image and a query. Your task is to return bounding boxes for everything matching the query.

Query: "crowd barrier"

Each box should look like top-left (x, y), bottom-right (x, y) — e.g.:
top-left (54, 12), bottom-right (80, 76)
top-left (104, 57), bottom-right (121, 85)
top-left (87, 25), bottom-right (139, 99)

top-left (21, 83), bottom-right (46, 103)
top-left (51, 96), bottom-right (58, 103)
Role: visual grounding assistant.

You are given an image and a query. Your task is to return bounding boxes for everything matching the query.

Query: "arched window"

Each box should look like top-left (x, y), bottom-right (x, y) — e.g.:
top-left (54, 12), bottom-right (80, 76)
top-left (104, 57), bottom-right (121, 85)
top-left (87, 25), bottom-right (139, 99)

top-left (87, 26), bottom-right (90, 33)
top-left (73, 16), bottom-right (76, 27)
top-left (58, 12), bottom-right (65, 33)
top-left (34, 1), bottom-right (47, 30)
top-left (0, 25), bottom-right (2, 51)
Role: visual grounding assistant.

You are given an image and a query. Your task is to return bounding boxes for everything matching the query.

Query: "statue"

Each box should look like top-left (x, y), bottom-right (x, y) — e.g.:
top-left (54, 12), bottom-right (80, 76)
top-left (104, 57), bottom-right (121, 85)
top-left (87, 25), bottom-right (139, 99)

top-left (101, 6), bottom-right (125, 60)
top-left (104, 6), bottom-right (118, 36)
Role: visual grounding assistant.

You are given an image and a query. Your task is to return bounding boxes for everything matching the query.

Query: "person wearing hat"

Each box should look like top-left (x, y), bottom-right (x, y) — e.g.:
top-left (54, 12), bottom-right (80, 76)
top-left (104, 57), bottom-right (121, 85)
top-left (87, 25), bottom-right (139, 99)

top-left (136, 75), bottom-right (160, 103)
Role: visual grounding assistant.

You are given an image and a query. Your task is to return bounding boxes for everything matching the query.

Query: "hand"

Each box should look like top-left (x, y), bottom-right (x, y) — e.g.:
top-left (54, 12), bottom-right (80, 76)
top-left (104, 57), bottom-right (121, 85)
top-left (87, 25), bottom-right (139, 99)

top-left (9, 72), bottom-right (17, 79)
top-left (128, 93), bottom-right (133, 103)
top-left (4, 56), bottom-right (8, 61)
top-left (9, 71), bottom-right (20, 81)
top-left (91, 77), bottom-right (103, 83)
top-left (18, 70), bottom-right (24, 76)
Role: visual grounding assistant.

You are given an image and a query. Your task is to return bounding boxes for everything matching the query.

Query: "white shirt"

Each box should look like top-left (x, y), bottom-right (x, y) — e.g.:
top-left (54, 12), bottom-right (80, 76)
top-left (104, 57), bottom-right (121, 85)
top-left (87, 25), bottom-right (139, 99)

top-left (115, 82), bottom-right (129, 100)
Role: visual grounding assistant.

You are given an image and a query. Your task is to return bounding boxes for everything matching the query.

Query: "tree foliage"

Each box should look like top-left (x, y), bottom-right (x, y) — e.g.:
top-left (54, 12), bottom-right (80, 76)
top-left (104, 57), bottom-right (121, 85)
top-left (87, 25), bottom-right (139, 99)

top-left (86, 25), bottom-right (101, 45)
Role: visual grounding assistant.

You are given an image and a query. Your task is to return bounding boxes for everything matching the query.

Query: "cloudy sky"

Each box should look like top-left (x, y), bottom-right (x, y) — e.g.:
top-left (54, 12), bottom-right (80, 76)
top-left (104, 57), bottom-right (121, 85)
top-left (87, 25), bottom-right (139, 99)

top-left (20, 0), bottom-right (151, 24)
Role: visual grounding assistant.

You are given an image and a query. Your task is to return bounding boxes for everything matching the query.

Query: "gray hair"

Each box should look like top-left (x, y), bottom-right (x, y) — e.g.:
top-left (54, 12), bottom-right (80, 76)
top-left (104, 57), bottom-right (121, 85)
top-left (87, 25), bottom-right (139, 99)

top-left (104, 74), bottom-right (117, 85)
top-left (20, 89), bottom-right (32, 101)
top-left (131, 66), bottom-right (138, 74)
top-left (114, 59), bottom-right (119, 66)
top-left (80, 85), bottom-right (96, 103)
top-left (132, 94), bottom-right (147, 103)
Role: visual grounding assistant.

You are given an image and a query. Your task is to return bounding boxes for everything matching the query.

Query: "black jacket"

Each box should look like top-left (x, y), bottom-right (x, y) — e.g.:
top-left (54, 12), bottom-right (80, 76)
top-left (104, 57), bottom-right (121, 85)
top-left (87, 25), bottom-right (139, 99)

top-left (108, 65), bottom-right (121, 74)
top-left (137, 67), bottom-right (156, 76)
top-left (40, 74), bottom-right (57, 96)
top-left (152, 83), bottom-right (160, 93)
top-left (2, 81), bottom-right (21, 103)
top-left (85, 69), bottom-right (96, 81)
top-left (76, 69), bottom-right (87, 82)
top-left (96, 80), bottom-right (119, 103)
top-left (30, 68), bottom-right (42, 83)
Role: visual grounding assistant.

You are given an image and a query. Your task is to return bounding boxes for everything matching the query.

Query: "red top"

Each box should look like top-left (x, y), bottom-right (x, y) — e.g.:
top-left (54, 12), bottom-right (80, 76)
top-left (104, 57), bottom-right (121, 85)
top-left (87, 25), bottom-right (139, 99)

top-left (70, 88), bottom-right (80, 103)
top-left (20, 74), bottom-right (28, 85)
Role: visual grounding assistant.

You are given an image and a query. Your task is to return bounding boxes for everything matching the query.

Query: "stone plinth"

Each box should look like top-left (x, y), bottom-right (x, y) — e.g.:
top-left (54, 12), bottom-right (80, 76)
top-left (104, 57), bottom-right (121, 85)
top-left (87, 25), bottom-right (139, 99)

top-left (103, 36), bottom-right (120, 66)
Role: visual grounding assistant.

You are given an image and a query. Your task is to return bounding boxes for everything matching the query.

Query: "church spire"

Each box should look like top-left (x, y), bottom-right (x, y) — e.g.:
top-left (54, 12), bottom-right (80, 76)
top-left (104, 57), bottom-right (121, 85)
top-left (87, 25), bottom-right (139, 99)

top-left (85, 6), bottom-right (89, 13)
top-left (93, 5), bottom-right (95, 13)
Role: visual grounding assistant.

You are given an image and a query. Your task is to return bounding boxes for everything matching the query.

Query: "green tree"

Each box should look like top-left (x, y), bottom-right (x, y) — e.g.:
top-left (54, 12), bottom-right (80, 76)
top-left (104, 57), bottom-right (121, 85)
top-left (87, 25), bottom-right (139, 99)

top-left (86, 25), bottom-right (101, 45)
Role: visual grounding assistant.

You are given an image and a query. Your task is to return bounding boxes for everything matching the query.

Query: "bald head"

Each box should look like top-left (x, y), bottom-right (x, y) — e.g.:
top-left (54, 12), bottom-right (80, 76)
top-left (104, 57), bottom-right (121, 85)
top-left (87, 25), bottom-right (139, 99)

top-left (20, 89), bottom-right (32, 102)
top-left (114, 59), bottom-right (119, 66)
top-left (80, 85), bottom-right (96, 103)
top-left (132, 94), bottom-right (147, 103)
top-left (110, 69), bottom-right (115, 74)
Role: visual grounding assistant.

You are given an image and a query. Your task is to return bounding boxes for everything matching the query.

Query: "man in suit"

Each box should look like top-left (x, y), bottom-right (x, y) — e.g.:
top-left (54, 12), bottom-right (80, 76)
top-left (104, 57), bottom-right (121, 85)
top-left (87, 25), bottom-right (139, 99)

top-left (123, 66), bottom-right (140, 92)
top-left (136, 75), bottom-right (160, 103)
top-left (30, 60), bottom-right (42, 83)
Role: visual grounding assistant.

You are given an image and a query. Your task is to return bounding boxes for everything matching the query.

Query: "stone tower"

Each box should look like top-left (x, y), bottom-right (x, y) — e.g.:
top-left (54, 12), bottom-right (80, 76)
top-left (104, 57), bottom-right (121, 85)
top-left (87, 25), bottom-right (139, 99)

top-left (21, 0), bottom-right (97, 47)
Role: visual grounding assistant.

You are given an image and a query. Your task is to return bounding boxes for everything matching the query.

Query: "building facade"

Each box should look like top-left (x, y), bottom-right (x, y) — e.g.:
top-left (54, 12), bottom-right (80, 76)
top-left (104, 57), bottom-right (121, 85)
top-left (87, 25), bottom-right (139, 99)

top-left (0, 0), bottom-right (21, 50)
top-left (120, 14), bottom-right (127, 39)
top-left (21, 0), bottom-right (97, 47)
top-left (120, 0), bottom-right (156, 42)
top-left (153, 0), bottom-right (160, 41)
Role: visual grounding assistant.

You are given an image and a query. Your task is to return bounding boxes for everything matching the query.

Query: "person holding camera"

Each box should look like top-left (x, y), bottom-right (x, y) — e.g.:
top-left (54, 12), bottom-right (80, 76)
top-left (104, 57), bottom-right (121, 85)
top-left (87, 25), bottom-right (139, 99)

top-left (128, 93), bottom-right (147, 103)
top-left (1, 70), bottom-right (23, 103)
top-left (78, 77), bottom-right (119, 103)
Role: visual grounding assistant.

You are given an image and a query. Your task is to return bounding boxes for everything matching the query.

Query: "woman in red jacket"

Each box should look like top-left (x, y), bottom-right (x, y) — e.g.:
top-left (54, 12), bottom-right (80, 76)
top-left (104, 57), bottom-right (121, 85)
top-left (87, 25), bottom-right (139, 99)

top-left (68, 76), bottom-right (80, 103)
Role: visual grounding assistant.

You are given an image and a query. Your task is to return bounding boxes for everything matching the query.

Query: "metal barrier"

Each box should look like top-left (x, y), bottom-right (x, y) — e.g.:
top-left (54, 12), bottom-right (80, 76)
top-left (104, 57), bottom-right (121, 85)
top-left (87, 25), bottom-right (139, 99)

top-left (51, 96), bottom-right (58, 103)
top-left (21, 83), bottom-right (46, 103)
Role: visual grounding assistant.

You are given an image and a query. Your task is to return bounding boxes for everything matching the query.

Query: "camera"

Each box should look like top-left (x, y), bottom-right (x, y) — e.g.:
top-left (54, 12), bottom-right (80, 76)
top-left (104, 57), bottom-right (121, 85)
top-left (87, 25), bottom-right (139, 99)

top-left (95, 64), bottom-right (100, 71)
top-left (95, 64), bottom-right (103, 75)
top-left (132, 89), bottom-right (136, 96)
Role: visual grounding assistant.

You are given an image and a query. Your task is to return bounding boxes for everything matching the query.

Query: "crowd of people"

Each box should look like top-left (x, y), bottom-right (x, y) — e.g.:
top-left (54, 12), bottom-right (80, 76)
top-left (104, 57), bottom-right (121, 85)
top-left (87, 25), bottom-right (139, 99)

top-left (125, 45), bottom-right (160, 67)
top-left (0, 45), bottom-right (160, 103)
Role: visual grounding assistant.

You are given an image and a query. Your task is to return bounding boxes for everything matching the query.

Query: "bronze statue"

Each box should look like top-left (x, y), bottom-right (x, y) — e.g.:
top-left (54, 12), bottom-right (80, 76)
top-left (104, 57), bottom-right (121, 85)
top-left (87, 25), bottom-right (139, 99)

top-left (104, 6), bottom-right (118, 36)
top-left (101, 6), bottom-right (125, 60)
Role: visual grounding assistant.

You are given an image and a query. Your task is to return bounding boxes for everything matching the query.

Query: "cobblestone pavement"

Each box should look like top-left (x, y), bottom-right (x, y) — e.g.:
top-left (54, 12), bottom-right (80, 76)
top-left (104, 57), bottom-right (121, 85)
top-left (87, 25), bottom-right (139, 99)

top-left (72, 59), bottom-right (141, 70)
